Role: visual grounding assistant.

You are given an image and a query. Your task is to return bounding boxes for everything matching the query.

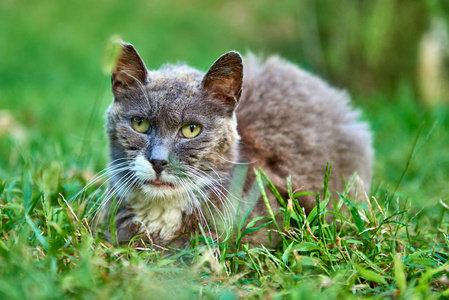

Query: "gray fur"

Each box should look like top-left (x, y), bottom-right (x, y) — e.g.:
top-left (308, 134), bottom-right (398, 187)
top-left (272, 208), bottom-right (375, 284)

top-left (104, 42), bottom-right (373, 249)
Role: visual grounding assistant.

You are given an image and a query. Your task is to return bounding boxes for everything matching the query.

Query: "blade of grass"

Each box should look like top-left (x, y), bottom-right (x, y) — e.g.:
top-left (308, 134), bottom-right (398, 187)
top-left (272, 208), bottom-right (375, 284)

top-left (254, 168), bottom-right (286, 243)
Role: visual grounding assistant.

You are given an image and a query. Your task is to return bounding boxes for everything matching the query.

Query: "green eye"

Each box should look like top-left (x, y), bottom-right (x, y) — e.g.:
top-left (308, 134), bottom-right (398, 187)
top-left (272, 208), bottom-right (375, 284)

top-left (131, 117), bottom-right (150, 133)
top-left (180, 124), bottom-right (201, 138)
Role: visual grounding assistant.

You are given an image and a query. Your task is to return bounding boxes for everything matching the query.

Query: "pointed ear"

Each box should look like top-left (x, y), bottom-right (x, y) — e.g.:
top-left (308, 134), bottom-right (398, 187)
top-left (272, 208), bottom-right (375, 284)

top-left (111, 42), bottom-right (148, 94)
top-left (201, 51), bottom-right (243, 112)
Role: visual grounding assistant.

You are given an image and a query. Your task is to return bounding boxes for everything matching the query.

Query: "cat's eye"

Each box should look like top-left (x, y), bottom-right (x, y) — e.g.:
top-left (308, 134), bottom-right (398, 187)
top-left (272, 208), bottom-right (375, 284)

top-left (131, 117), bottom-right (151, 133)
top-left (180, 124), bottom-right (201, 139)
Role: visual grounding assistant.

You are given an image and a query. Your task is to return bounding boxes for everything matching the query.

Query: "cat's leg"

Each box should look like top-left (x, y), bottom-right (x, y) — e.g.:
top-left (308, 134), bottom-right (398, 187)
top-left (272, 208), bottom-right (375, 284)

top-left (104, 205), bottom-right (144, 245)
top-left (104, 205), bottom-right (197, 250)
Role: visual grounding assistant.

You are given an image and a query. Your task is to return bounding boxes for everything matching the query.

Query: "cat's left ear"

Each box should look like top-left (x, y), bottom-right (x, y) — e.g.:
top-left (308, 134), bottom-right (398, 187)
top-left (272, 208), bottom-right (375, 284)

top-left (201, 51), bottom-right (243, 113)
top-left (111, 42), bottom-right (148, 96)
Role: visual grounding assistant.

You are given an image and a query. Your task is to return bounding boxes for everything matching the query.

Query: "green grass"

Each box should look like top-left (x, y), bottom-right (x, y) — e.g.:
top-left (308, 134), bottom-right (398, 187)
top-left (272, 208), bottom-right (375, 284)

top-left (1, 0), bottom-right (449, 298)
top-left (1, 149), bottom-right (448, 299)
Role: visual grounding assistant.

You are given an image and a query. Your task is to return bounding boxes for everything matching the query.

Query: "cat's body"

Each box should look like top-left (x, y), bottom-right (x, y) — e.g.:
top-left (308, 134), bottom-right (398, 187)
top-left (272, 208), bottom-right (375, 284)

top-left (104, 42), bottom-right (373, 249)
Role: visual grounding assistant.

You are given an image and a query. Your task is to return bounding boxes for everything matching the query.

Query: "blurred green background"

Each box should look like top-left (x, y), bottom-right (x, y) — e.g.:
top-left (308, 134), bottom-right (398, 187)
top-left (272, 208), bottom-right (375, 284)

top-left (0, 0), bottom-right (448, 208)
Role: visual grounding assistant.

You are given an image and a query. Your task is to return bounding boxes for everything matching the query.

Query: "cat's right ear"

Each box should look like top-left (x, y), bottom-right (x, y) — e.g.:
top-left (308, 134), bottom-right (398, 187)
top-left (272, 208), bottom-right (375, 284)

top-left (201, 51), bottom-right (243, 114)
top-left (111, 42), bottom-right (148, 96)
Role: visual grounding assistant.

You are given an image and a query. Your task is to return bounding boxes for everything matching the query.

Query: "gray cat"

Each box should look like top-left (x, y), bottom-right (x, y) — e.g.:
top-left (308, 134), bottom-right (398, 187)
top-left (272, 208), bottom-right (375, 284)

top-left (104, 42), bottom-right (373, 249)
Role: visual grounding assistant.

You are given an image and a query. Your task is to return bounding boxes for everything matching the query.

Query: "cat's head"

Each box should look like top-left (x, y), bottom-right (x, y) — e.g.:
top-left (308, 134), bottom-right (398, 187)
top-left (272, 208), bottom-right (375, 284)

top-left (106, 42), bottom-right (242, 206)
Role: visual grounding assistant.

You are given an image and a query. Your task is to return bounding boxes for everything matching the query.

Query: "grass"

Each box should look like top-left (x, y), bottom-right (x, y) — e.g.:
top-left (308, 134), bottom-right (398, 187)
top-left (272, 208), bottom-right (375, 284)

top-left (1, 146), bottom-right (448, 299)
top-left (1, 0), bottom-right (449, 298)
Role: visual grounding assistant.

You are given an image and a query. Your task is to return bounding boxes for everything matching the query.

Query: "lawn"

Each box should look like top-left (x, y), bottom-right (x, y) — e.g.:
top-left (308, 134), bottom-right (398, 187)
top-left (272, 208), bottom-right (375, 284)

top-left (1, 0), bottom-right (448, 299)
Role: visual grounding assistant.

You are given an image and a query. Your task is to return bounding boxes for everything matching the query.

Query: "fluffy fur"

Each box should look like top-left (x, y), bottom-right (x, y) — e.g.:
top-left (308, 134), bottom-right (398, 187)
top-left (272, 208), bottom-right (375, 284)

top-left (103, 42), bottom-right (373, 249)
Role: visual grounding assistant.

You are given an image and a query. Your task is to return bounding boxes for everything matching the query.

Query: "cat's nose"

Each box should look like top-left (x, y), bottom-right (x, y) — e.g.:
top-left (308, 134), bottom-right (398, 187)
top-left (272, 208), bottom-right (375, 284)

top-left (150, 159), bottom-right (167, 176)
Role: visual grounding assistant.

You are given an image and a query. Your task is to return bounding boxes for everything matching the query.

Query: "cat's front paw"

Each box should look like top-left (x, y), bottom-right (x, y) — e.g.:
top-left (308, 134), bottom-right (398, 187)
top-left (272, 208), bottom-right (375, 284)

top-left (104, 207), bottom-right (144, 245)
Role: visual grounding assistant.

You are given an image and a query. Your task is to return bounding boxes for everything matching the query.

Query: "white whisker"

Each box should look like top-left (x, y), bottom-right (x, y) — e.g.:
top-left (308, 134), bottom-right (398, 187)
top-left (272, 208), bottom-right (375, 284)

top-left (216, 154), bottom-right (258, 165)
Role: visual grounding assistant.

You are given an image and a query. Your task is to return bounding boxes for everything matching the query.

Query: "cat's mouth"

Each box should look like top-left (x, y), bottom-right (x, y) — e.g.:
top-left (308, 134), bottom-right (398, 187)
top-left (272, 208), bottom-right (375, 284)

top-left (148, 178), bottom-right (175, 188)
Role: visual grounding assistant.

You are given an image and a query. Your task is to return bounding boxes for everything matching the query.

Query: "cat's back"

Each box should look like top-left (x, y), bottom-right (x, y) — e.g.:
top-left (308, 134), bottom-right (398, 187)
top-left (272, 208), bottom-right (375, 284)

top-left (238, 54), bottom-right (355, 123)
top-left (236, 54), bottom-right (372, 207)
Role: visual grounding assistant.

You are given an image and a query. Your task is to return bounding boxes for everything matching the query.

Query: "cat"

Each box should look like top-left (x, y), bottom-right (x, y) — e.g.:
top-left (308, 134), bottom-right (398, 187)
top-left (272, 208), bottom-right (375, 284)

top-left (103, 42), bottom-right (373, 249)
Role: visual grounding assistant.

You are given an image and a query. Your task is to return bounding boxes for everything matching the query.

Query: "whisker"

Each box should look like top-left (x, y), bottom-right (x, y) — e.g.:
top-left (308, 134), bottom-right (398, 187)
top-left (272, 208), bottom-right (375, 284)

top-left (89, 171), bottom-right (137, 227)
top-left (216, 154), bottom-right (258, 165)
top-left (179, 178), bottom-right (218, 246)
top-left (182, 173), bottom-right (234, 241)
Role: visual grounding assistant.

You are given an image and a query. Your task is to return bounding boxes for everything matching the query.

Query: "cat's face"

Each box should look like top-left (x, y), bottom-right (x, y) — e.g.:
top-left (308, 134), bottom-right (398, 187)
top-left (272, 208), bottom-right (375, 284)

top-left (106, 43), bottom-right (243, 206)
